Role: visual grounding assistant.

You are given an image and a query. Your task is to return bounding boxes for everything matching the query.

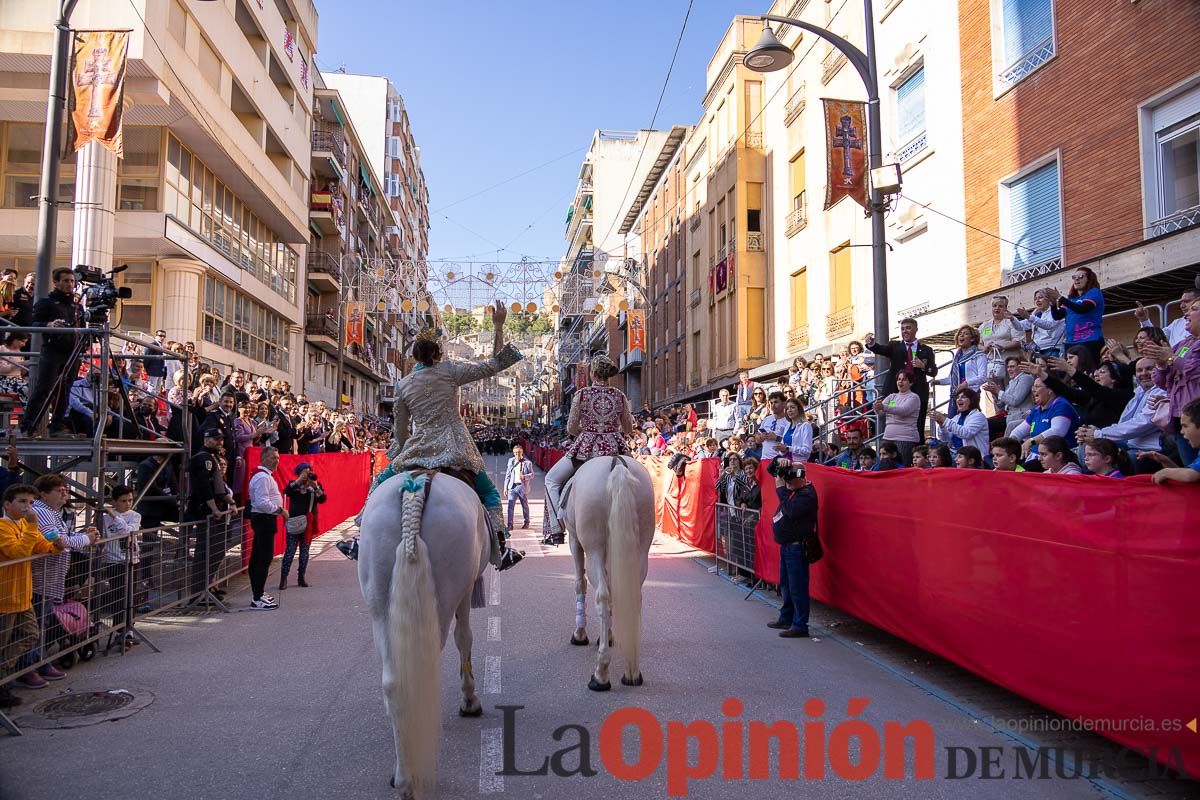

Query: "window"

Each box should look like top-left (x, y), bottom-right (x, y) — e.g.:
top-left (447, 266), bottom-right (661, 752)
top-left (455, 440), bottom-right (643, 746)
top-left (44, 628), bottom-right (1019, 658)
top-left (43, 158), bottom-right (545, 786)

top-left (789, 151), bottom-right (806, 209)
top-left (1159, 125), bottom-right (1199, 218)
top-left (1002, 159), bottom-right (1061, 280)
top-left (2, 123), bottom-right (74, 208)
top-left (117, 127), bottom-right (161, 211)
top-left (203, 277), bottom-right (291, 371)
top-left (166, 134), bottom-right (296, 300)
top-left (745, 80), bottom-right (762, 138)
top-left (831, 244), bottom-right (852, 311)
top-left (746, 182), bottom-right (762, 233)
top-left (896, 66), bottom-right (926, 159)
top-left (790, 269), bottom-right (808, 328)
top-left (995, 0), bottom-right (1055, 89)
top-left (1144, 84), bottom-right (1200, 234)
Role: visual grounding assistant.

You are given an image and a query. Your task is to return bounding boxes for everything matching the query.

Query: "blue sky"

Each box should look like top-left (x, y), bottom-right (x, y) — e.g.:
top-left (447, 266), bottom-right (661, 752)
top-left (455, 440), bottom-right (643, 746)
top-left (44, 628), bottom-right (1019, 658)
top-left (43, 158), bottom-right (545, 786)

top-left (315, 0), bottom-right (765, 267)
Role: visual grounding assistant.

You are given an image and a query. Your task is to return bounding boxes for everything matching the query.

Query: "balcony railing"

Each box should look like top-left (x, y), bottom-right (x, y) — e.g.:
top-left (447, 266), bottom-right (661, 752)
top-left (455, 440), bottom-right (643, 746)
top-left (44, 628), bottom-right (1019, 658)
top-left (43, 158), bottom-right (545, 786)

top-left (1003, 257), bottom-right (1063, 286)
top-left (689, 288), bottom-right (702, 307)
top-left (825, 306), bottom-right (855, 340)
top-left (786, 196), bottom-right (808, 238)
top-left (311, 124), bottom-right (347, 171)
top-left (689, 213), bottom-right (702, 232)
top-left (784, 83), bottom-right (806, 125)
top-left (305, 313), bottom-right (340, 339)
top-left (306, 250), bottom-right (342, 282)
top-left (787, 324), bottom-right (810, 352)
top-left (1150, 204), bottom-right (1200, 238)
top-left (822, 50), bottom-right (847, 84)
top-left (998, 35), bottom-right (1056, 91)
top-left (747, 231), bottom-right (764, 252)
top-left (897, 131), bottom-right (928, 164)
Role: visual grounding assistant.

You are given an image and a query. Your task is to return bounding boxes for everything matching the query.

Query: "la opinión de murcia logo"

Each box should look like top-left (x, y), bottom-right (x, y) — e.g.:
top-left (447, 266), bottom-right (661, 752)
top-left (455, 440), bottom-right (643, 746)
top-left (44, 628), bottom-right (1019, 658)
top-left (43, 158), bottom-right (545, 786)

top-left (497, 699), bottom-right (1191, 796)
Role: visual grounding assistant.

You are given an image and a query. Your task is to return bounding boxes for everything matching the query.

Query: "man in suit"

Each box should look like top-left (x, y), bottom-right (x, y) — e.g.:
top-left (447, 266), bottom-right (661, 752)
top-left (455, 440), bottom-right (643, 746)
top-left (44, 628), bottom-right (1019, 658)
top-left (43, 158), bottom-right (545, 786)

top-left (734, 370), bottom-right (757, 431)
top-left (865, 318), bottom-right (938, 440)
top-left (502, 444), bottom-right (534, 529)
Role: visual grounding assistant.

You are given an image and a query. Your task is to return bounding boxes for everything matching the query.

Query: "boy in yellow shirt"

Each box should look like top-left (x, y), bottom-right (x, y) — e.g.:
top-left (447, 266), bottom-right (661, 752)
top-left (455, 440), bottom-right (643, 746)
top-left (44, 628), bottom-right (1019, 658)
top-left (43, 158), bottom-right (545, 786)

top-left (0, 484), bottom-right (65, 708)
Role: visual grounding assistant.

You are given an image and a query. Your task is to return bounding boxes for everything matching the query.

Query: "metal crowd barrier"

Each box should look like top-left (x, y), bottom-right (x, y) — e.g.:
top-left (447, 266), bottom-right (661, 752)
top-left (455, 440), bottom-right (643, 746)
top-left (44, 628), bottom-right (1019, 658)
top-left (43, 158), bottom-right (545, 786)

top-left (0, 509), bottom-right (246, 735)
top-left (713, 502), bottom-right (762, 597)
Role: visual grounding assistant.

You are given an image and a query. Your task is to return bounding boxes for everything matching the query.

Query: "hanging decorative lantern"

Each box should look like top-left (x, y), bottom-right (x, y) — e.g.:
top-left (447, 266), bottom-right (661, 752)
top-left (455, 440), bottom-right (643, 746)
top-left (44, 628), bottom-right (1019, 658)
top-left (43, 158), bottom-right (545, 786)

top-left (446, 271), bottom-right (455, 280)
top-left (554, 271), bottom-right (562, 280)
top-left (485, 272), bottom-right (495, 282)
top-left (400, 299), bottom-right (414, 312)
top-left (417, 299), bottom-right (429, 312)
top-left (444, 304), bottom-right (453, 313)
top-left (618, 300), bottom-right (629, 311)
top-left (526, 302), bottom-right (537, 313)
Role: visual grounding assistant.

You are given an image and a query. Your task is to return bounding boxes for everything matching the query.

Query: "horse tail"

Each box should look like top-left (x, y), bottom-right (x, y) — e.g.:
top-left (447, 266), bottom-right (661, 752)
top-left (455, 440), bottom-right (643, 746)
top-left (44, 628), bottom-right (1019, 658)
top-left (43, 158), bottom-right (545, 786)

top-left (386, 478), bottom-right (441, 796)
top-left (606, 457), bottom-right (643, 674)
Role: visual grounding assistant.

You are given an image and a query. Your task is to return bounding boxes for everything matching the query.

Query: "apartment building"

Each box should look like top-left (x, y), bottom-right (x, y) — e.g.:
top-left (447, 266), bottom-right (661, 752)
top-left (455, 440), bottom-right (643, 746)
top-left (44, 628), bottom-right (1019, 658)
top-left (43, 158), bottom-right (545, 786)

top-left (625, 127), bottom-right (691, 408)
top-left (556, 129), bottom-right (669, 417)
top-left (0, 0), bottom-right (316, 384)
top-left (759, 0), bottom-right (968, 370)
top-left (683, 16), bottom-right (771, 395)
top-left (303, 69), bottom-right (395, 412)
top-left (913, 0), bottom-right (1200, 339)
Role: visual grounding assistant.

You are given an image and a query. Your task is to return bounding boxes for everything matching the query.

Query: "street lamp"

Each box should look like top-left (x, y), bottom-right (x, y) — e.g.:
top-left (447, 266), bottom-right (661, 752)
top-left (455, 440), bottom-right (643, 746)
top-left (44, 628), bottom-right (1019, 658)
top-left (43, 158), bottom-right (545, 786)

top-left (745, 4), bottom-right (895, 392)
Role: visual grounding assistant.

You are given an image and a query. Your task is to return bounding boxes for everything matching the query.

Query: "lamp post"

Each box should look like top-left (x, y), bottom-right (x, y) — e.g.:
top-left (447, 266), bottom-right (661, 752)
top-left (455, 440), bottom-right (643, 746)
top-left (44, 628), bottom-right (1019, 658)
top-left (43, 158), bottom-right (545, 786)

top-left (744, 2), bottom-right (894, 393)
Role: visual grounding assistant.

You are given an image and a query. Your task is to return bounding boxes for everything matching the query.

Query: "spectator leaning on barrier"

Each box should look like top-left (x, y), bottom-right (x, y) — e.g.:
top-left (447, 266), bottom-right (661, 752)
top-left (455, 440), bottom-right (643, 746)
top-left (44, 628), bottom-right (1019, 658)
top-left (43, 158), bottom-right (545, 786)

top-left (1012, 377), bottom-right (1081, 471)
top-left (990, 437), bottom-right (1025, 472)
top-left (738, 458), bottom-right (762, 510)
top-left (765, 458), bottom-right (818, 639)
top-left (856, 447), bottom-right (878, 472)
top-left (18, 474), bottom-right (97, 686)
top-left (716, 453), bottom-right (748, 507)
top-left (832, 428), bottom-right (864, 469)
top-left (928, 443), bottom-right (954, 468)
top-left (0, 484), bottom-right (64, 709)
top-left (99, 485), bottom-right (141, 647)
top-left (876, 441), bottom-right (903, 471)
top-left (1077, 357), bottom-right (1165, 470)
top-left (955, 445), bottom-right (985, 469)
top-left (873, 368), bottom-right (922, 466)
top-left (911, 445), bottom-right (931, 468)
top-left (1083, 438), bottom-right (1128, 478)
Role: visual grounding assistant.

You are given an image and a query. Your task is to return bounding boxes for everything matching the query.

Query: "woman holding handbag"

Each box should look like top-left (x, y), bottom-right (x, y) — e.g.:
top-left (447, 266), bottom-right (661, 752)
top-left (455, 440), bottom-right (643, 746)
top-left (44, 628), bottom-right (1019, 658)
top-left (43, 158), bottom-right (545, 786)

top-left (279, 462), bottom-right (325, 590)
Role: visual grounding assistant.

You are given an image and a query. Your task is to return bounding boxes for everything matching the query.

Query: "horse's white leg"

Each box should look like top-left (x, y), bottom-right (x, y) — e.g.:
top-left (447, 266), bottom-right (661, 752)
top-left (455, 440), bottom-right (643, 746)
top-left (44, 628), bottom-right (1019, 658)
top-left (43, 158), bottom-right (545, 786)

top-left (584, 551), bottom-right (612, 690)
top-left (454, 595), bottom-right (482, 717)
top-left (569, 530), bottom-right (588, 645)
top-left (374, 618), bottom-right (415, 798)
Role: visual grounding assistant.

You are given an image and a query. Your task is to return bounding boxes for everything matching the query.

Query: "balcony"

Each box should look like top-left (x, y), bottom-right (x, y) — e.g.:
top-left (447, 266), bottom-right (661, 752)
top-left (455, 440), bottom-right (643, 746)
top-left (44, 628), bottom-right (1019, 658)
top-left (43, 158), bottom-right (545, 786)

top-left (689, 288), bottom-right (701, 307)
top-left (825, 306), bottom-right (855, 340)
top-left (305, 312), bottom-right (340, 342)
top-left (619, 348), bottom-right (644, 372)
top-left (689, 213), bottom-right (702, 232)
top-left (787, 324), bottom-right (810, 352)
top-left (785, 196), bottom-right (808, 238)
top-left (306, 250), bottom-right (342, 293)
top-left (997, 35), bottom-right (1056, 92)
top-left (784, 83), bottom-right (806, 125)
top-left (747, 231), bottom-right (764, 252)
top-left (310, 189), bottom-right (344, 237)
top-left (897, 131), bottom-right (928, 164)
top-left (822, 49), bottom-right (847, 84)
top-left (311, 124), bottom-right (347, 176)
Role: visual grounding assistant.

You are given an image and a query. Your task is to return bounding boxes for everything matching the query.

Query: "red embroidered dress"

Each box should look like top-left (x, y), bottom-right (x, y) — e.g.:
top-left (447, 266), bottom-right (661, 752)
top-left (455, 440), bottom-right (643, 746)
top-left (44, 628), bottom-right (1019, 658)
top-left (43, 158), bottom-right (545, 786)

top-left (564, 385), bottom-right (632, 460)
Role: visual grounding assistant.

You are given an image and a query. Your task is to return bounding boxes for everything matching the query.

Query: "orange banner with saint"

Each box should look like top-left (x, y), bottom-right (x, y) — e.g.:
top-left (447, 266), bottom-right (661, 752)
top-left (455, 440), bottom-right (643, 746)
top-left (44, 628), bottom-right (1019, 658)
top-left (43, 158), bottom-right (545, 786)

top-left (345, 302), bottom-right (365, 347)
top-left (68, 31), bottom-right (129, 157)
top-left (627, 309), bottom-right (646, 352)
top-left (823, 98), bottom-right (868, 211)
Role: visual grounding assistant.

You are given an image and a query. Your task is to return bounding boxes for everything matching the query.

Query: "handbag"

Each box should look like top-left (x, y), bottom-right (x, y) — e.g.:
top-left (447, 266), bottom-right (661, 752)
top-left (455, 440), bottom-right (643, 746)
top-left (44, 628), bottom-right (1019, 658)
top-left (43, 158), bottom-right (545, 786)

top-left (285, 515), bottom-right (308, 535)
top-left (53, 599), bottom-right (89, 637)
top-left (801, 530), bottom-right (824, 564)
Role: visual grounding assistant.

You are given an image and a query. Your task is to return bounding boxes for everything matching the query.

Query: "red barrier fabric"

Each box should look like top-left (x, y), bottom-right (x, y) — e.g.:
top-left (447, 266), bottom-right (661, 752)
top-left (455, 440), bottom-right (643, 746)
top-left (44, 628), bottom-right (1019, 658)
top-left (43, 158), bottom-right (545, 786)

top-left (754, 463), bottom-right (1200, 776)
top-left (638, 456), bottom-right (717, 553)
top-left (244, 448), bottom-right (372, 556)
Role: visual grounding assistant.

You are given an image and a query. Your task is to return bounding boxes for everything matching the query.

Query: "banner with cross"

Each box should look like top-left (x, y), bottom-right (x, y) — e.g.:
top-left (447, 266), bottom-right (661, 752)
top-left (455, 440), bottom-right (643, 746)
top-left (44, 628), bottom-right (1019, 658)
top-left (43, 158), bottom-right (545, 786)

top-left (67, 30), bottom-right (129, 157)
top-left (822, 98), bottom-right (869, 211)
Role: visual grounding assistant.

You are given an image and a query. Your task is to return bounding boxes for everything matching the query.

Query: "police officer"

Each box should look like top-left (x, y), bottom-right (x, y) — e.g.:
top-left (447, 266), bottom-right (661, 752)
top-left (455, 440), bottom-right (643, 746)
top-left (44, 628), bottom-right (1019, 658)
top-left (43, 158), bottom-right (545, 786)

top-left (188, 427), bottom-right (233, 598)
top-left (765, 457), bottom-right (818, 639)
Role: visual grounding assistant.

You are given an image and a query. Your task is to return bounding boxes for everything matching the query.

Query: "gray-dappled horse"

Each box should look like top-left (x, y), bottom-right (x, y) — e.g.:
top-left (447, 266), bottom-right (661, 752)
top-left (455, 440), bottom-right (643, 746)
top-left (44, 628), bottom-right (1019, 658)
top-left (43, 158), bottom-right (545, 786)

top-left (563, 455), bottom-right (656, 690)
top-left (358, 471), bottom-right (490, 799)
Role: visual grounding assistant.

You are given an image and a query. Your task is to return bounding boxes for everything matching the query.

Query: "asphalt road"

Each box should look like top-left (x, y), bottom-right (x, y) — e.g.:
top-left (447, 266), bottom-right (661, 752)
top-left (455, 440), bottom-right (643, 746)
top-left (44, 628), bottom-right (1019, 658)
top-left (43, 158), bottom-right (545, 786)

top-left (0, 453), bottom-right (1190, 800)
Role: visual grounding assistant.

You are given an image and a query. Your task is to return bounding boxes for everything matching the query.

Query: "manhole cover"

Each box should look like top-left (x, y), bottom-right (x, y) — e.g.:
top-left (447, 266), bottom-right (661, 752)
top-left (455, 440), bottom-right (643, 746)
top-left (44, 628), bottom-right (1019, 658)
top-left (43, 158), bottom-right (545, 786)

top-left (15, 689), bottom-right (154, 729)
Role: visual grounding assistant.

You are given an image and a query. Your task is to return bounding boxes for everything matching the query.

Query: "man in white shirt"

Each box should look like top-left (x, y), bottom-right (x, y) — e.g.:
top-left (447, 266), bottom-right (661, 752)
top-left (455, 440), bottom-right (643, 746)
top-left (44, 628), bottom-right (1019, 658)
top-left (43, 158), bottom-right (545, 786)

top-left (710, 388), bottom-right (738, 443)
top-left (502, 445), bottom-right (534, 529)
top-left (758, 391), bottom-right (791, 461)
top-left (1138, 290), bottom-right (1196, 347)
top-left (247, 447), bottom-right (285, 609)
top-left (1078, 357), bottom-right (1166, 466)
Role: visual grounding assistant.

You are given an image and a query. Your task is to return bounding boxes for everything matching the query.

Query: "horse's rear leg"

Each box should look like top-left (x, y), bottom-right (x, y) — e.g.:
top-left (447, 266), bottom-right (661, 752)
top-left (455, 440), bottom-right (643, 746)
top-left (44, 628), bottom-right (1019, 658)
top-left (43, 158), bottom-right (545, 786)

top-left (585, 554), bottom-right (612, 691)
top-left (569, 531), bottom-right (588, 645)
top-left (454, 595), bottom-right (482, 717)
top-left (374, 618), bottom-right (416, 798)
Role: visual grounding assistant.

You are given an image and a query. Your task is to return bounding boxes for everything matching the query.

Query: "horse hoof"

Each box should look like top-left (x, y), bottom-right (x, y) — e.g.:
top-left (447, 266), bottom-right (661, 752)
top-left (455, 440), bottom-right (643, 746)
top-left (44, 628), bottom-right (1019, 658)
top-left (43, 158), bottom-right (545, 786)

top-left (570, 633), bottom-right (589, 646)
top-left (621, 674), bottom-right (644, 687)
top-left (587, 676), bottom-right (611, 692)
top-left (459, 702), bottom-right (483, 717)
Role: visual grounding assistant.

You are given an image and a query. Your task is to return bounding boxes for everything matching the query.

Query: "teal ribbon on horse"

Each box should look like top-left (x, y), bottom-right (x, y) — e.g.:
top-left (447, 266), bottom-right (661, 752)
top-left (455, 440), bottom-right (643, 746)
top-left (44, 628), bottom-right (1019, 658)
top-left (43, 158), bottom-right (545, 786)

top-left (398, 472), bottom-right (427, 495)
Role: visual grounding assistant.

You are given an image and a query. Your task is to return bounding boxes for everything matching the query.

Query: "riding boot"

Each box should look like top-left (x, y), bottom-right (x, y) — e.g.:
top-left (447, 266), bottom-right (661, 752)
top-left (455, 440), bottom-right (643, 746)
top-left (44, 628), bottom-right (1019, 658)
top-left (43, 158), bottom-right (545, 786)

top-left (486, 507), bottom-right (524, 571)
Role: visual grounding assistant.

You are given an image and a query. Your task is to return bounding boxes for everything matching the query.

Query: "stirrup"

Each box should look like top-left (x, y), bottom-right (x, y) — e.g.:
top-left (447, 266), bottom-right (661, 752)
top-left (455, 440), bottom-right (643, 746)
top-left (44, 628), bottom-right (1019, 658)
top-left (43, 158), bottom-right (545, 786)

top-left (497, 545), bottom-right (524, 571)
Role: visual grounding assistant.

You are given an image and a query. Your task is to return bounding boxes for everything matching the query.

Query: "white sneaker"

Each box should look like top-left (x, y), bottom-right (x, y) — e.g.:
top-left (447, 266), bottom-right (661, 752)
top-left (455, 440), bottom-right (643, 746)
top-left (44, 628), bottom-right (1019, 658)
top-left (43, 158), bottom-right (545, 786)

top-left (259, 593), bottom-right (276, 604)
top-left (249, 598), bottom-right (277, 610)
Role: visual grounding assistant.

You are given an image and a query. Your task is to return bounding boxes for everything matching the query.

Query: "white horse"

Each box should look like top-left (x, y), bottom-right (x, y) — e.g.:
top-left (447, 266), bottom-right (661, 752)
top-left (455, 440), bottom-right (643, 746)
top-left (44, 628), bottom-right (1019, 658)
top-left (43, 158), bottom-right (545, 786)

top-left (563, 455), bottom-right (656, 690)
top-left (358, 471), bottom-right (491, 799)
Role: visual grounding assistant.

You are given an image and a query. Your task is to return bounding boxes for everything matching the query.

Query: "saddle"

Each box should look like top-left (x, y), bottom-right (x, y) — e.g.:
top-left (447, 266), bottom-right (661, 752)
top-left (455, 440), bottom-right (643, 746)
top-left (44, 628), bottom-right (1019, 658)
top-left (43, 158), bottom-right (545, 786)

top-left (400, 465), bottom-right (476, 496)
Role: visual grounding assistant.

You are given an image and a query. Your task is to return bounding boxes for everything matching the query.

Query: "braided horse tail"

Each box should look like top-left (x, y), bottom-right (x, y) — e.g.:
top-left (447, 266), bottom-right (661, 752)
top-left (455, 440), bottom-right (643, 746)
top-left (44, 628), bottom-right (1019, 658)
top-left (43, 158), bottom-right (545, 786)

top-left (385, 473), bottom-right (440, 796)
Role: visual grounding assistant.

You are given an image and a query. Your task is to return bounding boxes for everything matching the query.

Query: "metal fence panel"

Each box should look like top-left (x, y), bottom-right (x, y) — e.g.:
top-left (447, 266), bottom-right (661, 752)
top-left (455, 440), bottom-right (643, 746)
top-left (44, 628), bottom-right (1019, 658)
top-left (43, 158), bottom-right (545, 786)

top-left (714, 502), bottom-right (758, 578)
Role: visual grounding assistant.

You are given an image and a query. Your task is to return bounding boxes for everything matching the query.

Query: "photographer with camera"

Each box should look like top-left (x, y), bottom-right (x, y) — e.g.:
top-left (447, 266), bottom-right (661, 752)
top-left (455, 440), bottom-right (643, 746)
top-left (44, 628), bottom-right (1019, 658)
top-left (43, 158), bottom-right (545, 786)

top-left (19, 268), bottom-right (84, 437)
top-left (279, 462), bottom-right (325, 591)
top-left (765, 457), bottom-right (820, 640)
